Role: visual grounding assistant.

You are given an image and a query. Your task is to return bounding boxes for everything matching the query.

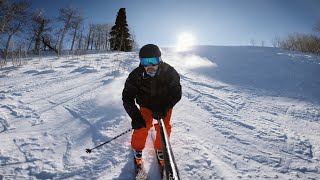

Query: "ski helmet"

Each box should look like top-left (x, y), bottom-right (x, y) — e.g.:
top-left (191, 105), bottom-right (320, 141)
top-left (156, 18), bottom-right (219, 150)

top-left (139, 44), bottom-right (161, 58)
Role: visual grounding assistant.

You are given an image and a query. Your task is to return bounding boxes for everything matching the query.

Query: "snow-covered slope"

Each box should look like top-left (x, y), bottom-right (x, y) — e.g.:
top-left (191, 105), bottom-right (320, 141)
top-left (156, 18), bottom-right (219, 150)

top-left (0, 46), bottom-right (319, 179)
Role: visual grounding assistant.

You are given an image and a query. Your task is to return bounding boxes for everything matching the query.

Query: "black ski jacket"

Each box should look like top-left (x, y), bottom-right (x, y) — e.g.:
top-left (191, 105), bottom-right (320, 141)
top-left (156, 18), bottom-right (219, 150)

top-left (122, 62), bottom-right (182, 122)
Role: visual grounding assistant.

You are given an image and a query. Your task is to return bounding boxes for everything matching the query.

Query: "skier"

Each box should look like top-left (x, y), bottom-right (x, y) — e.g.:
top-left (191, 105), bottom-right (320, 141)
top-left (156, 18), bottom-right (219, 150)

top-left (122, 44), bottom-right (182, 167)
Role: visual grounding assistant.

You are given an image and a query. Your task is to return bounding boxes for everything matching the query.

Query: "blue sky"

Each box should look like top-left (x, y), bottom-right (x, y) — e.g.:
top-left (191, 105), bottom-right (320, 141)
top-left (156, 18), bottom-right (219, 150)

top-left (29, 0), bottom-right (320, 47)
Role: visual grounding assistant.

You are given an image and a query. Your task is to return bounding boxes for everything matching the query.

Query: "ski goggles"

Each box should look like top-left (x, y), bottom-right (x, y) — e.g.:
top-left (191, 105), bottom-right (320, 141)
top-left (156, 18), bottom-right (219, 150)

top-left (140, 57), bottom-right (161, 67)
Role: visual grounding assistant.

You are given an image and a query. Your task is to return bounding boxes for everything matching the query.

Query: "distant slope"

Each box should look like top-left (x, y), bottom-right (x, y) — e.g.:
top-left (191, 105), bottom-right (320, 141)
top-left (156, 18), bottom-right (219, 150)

top-left (173, 46), bottom-right (320, 103)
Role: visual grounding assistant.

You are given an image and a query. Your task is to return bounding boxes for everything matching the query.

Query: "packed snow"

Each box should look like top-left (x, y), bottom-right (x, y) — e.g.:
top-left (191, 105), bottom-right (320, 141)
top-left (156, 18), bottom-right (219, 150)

top-left (0, 46), bottom-right (320, 179)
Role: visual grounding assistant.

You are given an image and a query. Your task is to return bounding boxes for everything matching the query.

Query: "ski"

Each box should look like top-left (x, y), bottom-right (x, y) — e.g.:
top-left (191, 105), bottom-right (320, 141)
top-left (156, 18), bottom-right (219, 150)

top-left (151, 128), bottom-right (166, 179)
top-left (152, 119), bottom-right (180, 180)
top-left (133, 150), bottom-right (147, 180)
top-left (134, 158), bottom-right (147, 180)
top-left (155, 149), bottom-right (166, 179)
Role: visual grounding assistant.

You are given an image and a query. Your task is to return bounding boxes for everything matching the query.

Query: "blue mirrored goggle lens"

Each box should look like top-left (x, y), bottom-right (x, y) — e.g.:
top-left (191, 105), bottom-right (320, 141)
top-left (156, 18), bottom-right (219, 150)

top-left (140, 57), bottom-right (160, 66)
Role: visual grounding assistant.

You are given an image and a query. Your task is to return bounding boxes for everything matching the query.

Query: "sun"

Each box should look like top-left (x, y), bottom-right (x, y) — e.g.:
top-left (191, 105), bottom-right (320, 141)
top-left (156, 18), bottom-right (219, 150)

top-left (176, 32), bottom-right (195, 52)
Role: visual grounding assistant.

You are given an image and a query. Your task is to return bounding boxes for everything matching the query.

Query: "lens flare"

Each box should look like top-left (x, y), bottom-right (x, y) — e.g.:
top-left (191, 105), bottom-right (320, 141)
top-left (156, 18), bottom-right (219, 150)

top-left (176, 32), bottom-right (195, 52)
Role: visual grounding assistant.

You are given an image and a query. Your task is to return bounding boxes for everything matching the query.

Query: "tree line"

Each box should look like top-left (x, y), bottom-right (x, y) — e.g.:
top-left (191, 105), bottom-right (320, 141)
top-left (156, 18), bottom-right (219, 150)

top-left (0, 0), bottom-right (136, 65)
top-left (273, 20), bottom-right (320, 55)
top-left (279, 31), bottom-right (320, 55)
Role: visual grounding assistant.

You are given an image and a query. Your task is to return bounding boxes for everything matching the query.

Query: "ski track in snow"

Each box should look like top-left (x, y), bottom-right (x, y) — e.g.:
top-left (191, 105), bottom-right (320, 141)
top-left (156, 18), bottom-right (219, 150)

top-left (165, 49), bottom-right (320, 179)
top-left (176, 75), bottom-right (319, 179)
top-left (1, 48), bottom-right (320, 179)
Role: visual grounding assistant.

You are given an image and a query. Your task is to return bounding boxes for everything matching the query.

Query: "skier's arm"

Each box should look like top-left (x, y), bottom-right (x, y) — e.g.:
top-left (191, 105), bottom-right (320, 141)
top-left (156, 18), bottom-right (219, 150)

top-left (122, 73), bottom-right (144, 122)
top-left (167, 68), bottom-right (182, 108)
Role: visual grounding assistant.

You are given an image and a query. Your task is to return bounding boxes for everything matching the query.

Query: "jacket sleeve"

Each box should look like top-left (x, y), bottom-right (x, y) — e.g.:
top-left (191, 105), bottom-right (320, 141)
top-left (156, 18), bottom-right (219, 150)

top-left (122, 72), bottom-right (143, 121)
top-left (167, 68), bottom-right (182, 108)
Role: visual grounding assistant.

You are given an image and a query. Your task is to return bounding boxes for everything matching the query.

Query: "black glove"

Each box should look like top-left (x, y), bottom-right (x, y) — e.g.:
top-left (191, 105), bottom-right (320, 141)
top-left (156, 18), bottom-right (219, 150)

top-left (131, 117), bottom-right (146, 130)
top-left (152, 107), bottom-right (169, 120)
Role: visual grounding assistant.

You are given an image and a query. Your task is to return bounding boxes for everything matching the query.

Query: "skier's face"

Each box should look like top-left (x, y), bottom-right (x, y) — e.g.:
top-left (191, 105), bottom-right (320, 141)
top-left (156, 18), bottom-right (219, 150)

top-left (144, 65), bottom-right (158, 73)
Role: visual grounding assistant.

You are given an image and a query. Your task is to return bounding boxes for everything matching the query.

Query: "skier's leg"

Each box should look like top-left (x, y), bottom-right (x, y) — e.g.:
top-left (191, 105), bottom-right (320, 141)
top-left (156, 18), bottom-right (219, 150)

top-left (154, 108), bottom-right (173, 150)
top-left (131, 107), bottom-right (153, 150)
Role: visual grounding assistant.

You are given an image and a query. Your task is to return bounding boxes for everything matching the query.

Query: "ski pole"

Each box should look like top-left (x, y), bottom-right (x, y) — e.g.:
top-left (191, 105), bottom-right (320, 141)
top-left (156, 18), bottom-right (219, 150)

top-left (85, 128), bottom-right (133, 153)
top-left (158, 118), bottom-right (180, 180)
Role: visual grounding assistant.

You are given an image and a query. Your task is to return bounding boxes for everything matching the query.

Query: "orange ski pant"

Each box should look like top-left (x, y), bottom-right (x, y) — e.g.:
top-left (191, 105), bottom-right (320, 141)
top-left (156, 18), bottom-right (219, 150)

top-left (131, 107), bottom-right (172, 151)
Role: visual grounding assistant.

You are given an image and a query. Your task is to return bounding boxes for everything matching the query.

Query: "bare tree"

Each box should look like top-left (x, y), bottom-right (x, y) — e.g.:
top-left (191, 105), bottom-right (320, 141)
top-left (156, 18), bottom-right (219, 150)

top-left (32, 10), bottom-right (51, 54)
top-left (280, 32), bottom-right (320, 54)
top-left (90, 26), bottom-right (95, 50)
top-left (313, 19), bottom-right (320, 33)
top-left (4, 21), bottom-right (21, 61)
top-left (1, 0), bottom-right (29, 62)
top-left (130, 29), bottom-right (139, 50)
top-left (260, 40), bottom-right (265, 47)
top-left (272, 36), bottom-right (281, 47)
top-left (85, 23), bottom-right (112, 51)
top-left (86, 24), bottom-right (111, 50)
top-left (0, 0), bottom-right (29, 35)
top-left (0, 0), bottom-right (14, 34)
top-left (70, 15), bottom-right (83, 51)
top-left (41, 32), bottom-right (58, 53)
top-left (104, 24), bottom-right (111, 50)
top-left (77, 25), bottom-right (84, 50)
top-left (250, 38), bottom-right (256, 46)
top-left (57, 7), bottom-right (80, 55)
top-left (86, 24), bottom-right (93, 50)
top-left (96, 24), bottom-right (111, 50)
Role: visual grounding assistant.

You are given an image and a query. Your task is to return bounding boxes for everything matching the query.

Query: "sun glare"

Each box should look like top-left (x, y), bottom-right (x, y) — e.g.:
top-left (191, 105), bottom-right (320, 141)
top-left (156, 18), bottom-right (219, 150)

top-left (176, 32), bottom-right (195, 52)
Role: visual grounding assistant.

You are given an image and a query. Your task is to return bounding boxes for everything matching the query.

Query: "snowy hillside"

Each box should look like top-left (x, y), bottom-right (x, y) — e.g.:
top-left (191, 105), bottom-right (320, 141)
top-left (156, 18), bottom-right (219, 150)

top-left (1, 46), bottom-right (320, 179)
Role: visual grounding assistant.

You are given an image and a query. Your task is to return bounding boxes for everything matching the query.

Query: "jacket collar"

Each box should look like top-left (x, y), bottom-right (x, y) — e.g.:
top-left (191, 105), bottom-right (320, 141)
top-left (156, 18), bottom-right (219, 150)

top-left (140, 63), bottom-right (162, 79)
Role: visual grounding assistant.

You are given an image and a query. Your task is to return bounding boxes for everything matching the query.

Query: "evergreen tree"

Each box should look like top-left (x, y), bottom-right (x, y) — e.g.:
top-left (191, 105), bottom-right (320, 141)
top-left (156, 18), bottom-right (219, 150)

top-left (109, 8), bottom-right (133, 51)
